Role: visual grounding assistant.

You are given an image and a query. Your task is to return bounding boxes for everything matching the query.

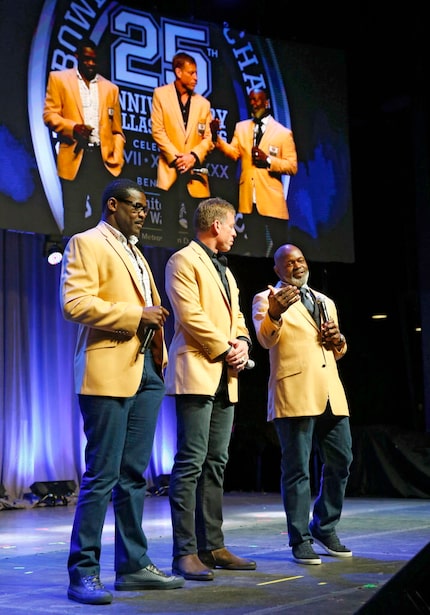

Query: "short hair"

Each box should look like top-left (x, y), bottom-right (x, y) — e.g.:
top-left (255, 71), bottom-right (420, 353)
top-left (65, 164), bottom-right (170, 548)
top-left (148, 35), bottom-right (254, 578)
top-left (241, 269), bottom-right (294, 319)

top-left (249, 87), bottom-right (269, 98)
top-left (194, 197), bottom-right (236, 231)
top-left (76, 38), bottom-right (97, 57)
top-left (172, 52), bottom-right (196, 71)
top-left (101, 178), bottom-right (145, 210)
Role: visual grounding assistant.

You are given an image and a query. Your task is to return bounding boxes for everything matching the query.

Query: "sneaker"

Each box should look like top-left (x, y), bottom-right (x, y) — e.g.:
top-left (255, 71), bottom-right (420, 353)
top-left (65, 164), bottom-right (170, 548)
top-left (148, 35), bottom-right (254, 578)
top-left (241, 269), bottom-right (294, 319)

top-left (310, 527), bottom-right (352, 558)
top-left (115, 563), bottom-right (185, 590)
top-left (67, 574), bottom-right (113, 604)
top-left (292, 541), bottom-right (322, 565)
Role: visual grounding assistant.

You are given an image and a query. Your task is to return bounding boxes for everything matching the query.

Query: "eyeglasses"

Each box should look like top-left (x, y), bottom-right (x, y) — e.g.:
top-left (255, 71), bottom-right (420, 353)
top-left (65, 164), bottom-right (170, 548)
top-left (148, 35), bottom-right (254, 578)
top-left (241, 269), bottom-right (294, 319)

top-left (118, 198), bottom-right (149, 215)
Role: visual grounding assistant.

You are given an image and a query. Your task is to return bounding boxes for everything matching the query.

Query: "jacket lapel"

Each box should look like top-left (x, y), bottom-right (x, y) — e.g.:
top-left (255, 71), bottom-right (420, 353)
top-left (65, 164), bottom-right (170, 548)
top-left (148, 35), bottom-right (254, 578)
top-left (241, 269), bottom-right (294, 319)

top-left (168, 83), bottom-right (186, 136)
top-left (100, 227), bottom-right (146, 304)
top-left (66, 70), bottom-right (85, 121)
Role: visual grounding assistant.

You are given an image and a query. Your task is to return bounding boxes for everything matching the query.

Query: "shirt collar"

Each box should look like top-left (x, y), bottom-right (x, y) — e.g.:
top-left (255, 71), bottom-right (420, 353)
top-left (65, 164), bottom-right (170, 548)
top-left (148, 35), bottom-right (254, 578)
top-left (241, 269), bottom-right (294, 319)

top-left (77, 69), bottom-right (99, 84)
top-left (252, 113), bottom-right (271, 126)
top-left (279, 280), bottom-right (309, 291)
top-left (194, 238), bottom-right (228, 264)
top-left (103, 221), bottom-right (138, 246)
top-left (194, 238), bottom-right (216, 259)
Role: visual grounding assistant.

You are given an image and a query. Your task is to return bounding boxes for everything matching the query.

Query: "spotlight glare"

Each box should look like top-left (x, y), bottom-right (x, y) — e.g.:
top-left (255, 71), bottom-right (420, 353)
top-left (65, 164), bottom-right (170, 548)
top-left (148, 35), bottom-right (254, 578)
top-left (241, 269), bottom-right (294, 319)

top-left (47, 246), bottom-right (63, 265)
top-left (43, 235), bottom-right (64, 265)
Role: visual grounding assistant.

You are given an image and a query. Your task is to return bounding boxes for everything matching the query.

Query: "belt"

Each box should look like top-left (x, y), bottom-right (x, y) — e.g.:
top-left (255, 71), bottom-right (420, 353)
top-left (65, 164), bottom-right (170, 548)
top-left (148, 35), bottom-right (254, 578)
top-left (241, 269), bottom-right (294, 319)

top-left (85, 143), bottom-right (101, 152)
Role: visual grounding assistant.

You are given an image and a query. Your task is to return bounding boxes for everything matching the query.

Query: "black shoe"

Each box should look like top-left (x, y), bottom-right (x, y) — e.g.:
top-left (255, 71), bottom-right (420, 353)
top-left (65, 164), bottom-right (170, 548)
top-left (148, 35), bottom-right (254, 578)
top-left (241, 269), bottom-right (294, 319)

top-left (115, 563), bottom-right (185, 590)
top-left (67, 574), bottom-right (113, 604)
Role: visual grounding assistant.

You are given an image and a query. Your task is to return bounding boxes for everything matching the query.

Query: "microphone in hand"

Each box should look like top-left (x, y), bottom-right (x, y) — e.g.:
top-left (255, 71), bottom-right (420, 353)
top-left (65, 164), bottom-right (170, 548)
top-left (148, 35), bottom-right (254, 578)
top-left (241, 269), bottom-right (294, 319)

top-left (317, 298), bottom-right (337, 349)
top-left (138, 324), bottom-right (157, 354)
top-left (252, 146), bottom-right (268, 168)
top-left (73, 137), bottom-right (87, 154)
top-left (210, 118), bottom-right (220, 143)
top-left (73, 124), bottom-right (93, 154)
top-left (317, 298), bottom-right (330, 325)
top-left (244, 359), bottom-right (255, 370)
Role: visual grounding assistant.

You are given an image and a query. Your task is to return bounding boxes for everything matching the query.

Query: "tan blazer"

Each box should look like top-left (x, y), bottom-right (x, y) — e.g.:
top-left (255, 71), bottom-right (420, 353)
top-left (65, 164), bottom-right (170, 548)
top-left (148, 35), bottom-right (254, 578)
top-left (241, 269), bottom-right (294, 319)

top-left (60, 222), bottom-right (167, 397)
top-left (252, 282), bottom-right (349, 420)
top-left (43, 69), bottom-right (125, 180)
top-left (164, 240), bottom-right (250, 403)
top-left (217, 116), bottom-right (297, 219)
top-left (151, 82), bottom-right (214, 197)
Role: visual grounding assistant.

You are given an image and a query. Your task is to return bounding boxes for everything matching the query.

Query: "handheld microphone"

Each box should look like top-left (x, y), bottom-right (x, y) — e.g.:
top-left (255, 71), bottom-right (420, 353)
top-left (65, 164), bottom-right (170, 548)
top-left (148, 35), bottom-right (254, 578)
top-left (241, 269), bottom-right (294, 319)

top-left (245, 359), bottom-right (255, 370)
top-left (210, 118), bottom-right (220, 143)
top-left (317, 298), bottom-right (330, 324)
top-left (139, 326), bottom-right (156, 354)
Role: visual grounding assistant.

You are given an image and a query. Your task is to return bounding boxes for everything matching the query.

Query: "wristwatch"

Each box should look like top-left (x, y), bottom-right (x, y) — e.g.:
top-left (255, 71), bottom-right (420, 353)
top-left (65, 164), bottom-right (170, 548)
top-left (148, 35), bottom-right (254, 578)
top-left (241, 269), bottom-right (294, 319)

top-left (335, 334), bottom-right (345, 348)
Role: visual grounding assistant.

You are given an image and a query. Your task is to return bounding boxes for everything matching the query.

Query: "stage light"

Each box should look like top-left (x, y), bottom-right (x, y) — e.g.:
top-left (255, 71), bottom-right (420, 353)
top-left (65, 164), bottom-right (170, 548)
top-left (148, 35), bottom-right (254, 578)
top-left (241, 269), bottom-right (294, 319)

top-left (43, 235), bottom-right (64, 265)
top-left (30, 480), bottom-right (77, 506)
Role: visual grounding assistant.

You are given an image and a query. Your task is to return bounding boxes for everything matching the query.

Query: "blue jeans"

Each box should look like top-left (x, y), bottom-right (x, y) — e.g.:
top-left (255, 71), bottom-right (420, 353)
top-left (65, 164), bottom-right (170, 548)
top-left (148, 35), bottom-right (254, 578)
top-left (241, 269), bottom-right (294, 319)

top-left (68, 351), bottom-right (165, 582)
top-left (169, 382), bottom-right (234, 557)
top-left (274, 406), bottom-right (352, 546)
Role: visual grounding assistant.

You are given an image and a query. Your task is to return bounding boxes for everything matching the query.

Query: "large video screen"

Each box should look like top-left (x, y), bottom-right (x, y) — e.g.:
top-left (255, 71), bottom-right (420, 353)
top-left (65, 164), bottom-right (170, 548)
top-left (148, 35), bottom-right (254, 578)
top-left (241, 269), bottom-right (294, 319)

top-left (0, 0), bottom-right (354, 262)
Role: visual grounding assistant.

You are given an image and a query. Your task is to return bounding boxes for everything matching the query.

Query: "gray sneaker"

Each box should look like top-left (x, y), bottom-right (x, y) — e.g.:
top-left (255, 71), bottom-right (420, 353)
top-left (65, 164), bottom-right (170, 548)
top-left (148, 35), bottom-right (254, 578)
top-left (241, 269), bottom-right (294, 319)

top-left (115, 563), bottom-right (185, 590)
top-left (310, 529), bottom-right (352, 558)
top-left (68, 574), bottom-right (113, 604)
top-left (292, 540), bottom-right (322, 565)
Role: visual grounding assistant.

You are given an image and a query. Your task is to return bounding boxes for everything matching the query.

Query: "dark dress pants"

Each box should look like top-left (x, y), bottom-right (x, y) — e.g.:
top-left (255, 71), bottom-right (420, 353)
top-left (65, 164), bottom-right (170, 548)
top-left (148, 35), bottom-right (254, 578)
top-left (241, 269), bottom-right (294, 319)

top-left (159, 174), bottom-right (200, 249)
top-left (274, 407), bottom-right (352, 546)
top-left (61, 148), bottom-right (114, 237)
top-left (243, 209), bottom-right (289, 257)
top-left (67, 351), bottom-right (165, 582)
top-left (169, 378), bottom-right (234, 557)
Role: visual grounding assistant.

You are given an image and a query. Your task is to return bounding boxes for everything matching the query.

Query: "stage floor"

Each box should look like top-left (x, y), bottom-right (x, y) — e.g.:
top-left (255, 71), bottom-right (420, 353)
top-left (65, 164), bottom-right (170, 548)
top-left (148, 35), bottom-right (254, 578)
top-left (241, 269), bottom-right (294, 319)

top-left (1, 492), bottom-right (429, 614)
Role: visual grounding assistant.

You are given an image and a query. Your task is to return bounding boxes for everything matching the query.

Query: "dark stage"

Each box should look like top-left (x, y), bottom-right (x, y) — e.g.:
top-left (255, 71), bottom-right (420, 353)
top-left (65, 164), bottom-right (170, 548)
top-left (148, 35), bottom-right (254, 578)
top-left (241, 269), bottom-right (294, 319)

top-left (1, 493), bottom-right (429, 614)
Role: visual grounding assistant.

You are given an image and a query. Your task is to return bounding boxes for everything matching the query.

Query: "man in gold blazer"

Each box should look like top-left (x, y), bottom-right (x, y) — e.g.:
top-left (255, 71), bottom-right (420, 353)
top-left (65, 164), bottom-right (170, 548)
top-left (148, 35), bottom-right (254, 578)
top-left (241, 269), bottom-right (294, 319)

top-left (211, 88), bottom-right (297, 257)
top-left (43, 38), bottom-right (125, 237)
top-left (151, 52), bottom-right (214, 246)
top-left (60, 179), bottom-right (183, 605)
top-left (165, 197), bottom-right (256, 581)
top-left (252, 244), bottom-right (353, 566)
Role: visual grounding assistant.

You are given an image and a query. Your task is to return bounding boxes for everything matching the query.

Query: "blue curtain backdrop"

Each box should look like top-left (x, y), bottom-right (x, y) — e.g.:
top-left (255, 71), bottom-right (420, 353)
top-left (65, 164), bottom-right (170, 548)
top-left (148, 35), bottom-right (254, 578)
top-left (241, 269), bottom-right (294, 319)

top-left (0, 229), bottom-right (177, 500)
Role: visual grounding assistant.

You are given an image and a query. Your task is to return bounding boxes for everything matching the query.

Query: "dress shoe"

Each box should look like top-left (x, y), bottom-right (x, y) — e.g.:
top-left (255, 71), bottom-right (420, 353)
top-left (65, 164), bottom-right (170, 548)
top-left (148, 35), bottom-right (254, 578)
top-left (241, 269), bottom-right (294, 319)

top-left (198, 547), bottom-right (257, 570)
top-left (172, 554), bottom-right (215, 581)
top-left (67, 574), bottom-right (113, 605)
top-left (115, 563), bottom-right (184, 590)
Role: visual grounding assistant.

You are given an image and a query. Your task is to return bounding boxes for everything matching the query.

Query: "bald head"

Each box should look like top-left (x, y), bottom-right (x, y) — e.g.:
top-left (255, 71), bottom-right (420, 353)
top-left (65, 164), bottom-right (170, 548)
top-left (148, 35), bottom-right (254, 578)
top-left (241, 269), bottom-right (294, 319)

top-left (274, 244), bottom-right (309, 287)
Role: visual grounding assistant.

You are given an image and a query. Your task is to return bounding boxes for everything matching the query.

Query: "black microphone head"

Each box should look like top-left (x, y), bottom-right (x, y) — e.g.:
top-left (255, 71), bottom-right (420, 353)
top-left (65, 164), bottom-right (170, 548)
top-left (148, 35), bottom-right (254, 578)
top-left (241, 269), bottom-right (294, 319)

top-left (317, 298), bottom-right (329, 323)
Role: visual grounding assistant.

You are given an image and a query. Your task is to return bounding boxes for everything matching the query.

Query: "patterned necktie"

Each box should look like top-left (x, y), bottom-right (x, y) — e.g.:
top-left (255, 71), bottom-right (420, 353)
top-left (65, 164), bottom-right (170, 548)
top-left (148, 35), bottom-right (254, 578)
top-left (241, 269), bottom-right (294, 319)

top-left (300, 287), bottom-right (319, 325)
